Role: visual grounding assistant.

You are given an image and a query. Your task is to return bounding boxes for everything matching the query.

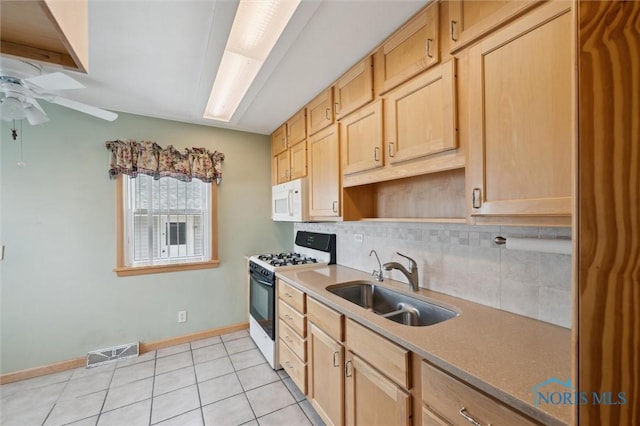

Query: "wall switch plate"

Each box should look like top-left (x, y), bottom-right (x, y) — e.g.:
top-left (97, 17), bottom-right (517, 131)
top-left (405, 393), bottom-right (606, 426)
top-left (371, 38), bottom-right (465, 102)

top-left (354, 233), bottom-right (364, 243)
top-left (178, 310), bottom-right (187, 323)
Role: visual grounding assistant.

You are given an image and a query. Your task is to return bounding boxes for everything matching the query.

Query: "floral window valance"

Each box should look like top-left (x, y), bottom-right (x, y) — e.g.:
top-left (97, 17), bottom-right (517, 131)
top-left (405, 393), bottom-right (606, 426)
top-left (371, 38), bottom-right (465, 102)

top-left (105, 140), bottom-right (224, 184)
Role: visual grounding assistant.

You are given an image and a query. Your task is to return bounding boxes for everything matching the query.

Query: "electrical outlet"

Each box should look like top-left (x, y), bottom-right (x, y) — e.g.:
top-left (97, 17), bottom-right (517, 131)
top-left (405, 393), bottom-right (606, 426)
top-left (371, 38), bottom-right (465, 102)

top-left (178, 310), bottom-right (187, 323)
top-left (354, 233), bottom-right (364, 244)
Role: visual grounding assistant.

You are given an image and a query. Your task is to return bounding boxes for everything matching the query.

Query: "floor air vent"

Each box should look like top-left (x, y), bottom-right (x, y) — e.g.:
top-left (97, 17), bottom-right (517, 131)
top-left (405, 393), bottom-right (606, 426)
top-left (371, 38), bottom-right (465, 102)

top-left (87, 342), bottom-right (139, 368)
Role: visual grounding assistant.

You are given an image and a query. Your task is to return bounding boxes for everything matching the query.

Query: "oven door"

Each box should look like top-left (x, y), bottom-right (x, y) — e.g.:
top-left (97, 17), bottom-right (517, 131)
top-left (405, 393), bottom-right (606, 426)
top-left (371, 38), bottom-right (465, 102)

top-left (249, 267), bottom-right (275, 340)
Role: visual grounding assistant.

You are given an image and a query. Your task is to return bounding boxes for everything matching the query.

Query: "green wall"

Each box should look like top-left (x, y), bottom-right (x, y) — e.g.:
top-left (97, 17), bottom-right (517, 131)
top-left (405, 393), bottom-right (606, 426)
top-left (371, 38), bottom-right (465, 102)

top-left (0, 104), bottom-right (292, 374)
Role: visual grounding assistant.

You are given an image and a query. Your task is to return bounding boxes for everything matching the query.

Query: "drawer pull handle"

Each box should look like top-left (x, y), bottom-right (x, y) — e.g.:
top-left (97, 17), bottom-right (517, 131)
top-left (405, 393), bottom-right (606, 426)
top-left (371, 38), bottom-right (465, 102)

top-left (332, 351), bottom-right (340, 368)
top-left (388, 142), bottom-right (395, 158)
top-left (325, 108), bottom-right (331, 120)
top-left (285, 292), bottom-right (292, 298)
top-left (285, 361), bottom-right (293, 369)
top-left (426, 38), bottom-right (433, 58)
top-left (374, 146), bottom-right (380, 162)
top-left (459, 408), bottom-right (483, 426)
top-left (285, 335), bottom-right (292, 343)
top-left (284, 314), bottom-right (292, 320)
top-left (345, 360), bottom-right (353, 377)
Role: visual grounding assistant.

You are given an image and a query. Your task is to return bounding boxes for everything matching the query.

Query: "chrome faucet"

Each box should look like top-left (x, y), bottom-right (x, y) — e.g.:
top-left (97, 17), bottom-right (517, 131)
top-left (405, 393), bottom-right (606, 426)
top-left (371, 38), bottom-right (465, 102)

top-left (369, 249), bottom-right (383, 282)
top-left (383, 252), bottom-right (419, 291)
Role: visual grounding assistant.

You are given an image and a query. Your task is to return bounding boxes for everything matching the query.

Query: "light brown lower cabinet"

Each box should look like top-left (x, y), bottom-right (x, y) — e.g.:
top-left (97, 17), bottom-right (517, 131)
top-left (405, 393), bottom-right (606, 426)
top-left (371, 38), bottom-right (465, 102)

top-left (308, 323), bottom-right (345, 426)
top-left (421, 360), bottom-right (540, 425)
top-left (345, 351), bottom-right (412, 426)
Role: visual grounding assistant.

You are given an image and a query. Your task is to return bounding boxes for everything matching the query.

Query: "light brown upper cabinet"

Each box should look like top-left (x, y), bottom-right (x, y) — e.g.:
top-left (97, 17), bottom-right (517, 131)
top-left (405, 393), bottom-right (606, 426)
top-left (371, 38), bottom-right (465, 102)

top-left (272, 109), bottom-right (308, 184)
top-left (340, 100), bottom-right (384, 176)
top-left (335, 56), bottom-right (374, 120)
top-left (467, 1), bottom-right (573, 223)
top-left (307, 87), bottom-right (335, 136)
top-left (287, 108), bottom-right (307, 146)
top-left (385, 59), bottom-right (457, 165)
top-left (374, 1), bottom-right (439, 94)
top-left (274, 150), bottom-right (290, 184)
top-left (447, 0), bottom-right (541, 53)
top-left (271, 123), bottom-right (287, 157)
top-left (308, 124), bottom-right (340, 219)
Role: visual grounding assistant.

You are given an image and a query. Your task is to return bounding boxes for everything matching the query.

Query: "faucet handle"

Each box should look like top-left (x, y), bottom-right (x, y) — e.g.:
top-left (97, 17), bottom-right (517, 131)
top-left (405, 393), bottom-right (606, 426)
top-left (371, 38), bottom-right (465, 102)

top-left (396, 252), bottom-right (416, 270)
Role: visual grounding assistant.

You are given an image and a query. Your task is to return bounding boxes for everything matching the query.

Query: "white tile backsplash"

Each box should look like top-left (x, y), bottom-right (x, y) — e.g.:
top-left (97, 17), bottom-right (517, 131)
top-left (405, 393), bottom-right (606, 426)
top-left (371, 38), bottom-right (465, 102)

top-left (295, 222), bottom-right (573, 328)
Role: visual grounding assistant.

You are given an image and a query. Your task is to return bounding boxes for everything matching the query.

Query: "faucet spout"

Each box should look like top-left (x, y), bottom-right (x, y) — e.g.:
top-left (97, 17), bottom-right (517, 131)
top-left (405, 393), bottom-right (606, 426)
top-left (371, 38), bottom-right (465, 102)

top-left (383, 252), bottom-right (419, 291)
top-left (369, 250), bottom-right (383, 282)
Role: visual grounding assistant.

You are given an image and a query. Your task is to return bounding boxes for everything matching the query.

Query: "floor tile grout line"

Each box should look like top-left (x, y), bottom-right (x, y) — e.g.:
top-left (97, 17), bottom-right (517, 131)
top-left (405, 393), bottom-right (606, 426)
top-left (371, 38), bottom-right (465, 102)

top-left (147, 350), bottom-right (158, 426)
top-left (187, 346), bottom-right (206, 426)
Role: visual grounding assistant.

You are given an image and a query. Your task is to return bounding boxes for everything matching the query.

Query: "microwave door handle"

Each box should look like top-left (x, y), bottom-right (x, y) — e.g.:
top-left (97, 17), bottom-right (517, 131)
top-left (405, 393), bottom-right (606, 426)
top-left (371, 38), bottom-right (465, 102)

top-left (288, 189), bottom-right (293, 216)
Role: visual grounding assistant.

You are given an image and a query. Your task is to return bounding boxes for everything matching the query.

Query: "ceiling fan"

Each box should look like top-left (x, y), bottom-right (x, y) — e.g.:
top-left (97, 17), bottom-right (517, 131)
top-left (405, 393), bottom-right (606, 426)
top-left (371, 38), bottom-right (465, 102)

top-left (0, 57), bottom-right (118, 125)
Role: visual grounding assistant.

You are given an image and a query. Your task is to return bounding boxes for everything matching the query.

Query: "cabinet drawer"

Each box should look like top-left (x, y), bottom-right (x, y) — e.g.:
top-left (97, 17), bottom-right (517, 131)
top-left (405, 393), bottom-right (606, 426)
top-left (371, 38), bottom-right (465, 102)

top-left (278, 318), bottom-right (306, 361)
top-left (421, 361), bottom-right (539, 425)
top-left (278, 281), bottom-right (305, 313)
top-left (279, 338), bottom-right (307, 394)
top-left (307, 297), bottom-right (344, 342)
top-left (346, 319), bottom-right (410, 389)
top-left (279, 300), bottom-right (306, 337)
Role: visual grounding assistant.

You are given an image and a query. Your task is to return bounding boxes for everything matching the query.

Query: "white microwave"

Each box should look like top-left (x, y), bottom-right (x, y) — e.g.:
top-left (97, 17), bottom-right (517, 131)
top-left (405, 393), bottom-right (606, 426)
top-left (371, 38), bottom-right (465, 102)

top-left (272, 177), bottom-right (309, 222)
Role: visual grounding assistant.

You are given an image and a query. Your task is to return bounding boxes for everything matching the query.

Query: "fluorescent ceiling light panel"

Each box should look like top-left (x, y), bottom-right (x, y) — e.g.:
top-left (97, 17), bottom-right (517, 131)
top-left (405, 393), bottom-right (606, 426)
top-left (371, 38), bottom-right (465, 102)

top-left (204, 0), bottom-right (301, 122)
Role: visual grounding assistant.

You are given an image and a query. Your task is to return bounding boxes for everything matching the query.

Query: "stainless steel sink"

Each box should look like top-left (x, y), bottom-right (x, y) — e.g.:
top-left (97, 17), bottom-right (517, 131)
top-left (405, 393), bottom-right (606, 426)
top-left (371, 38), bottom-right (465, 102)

top-left (326, 281), bottom-right (458, 326)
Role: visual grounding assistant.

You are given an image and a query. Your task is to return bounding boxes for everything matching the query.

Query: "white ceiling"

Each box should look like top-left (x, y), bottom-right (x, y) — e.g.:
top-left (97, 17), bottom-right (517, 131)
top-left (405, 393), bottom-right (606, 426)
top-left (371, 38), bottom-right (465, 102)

top-left (45, 0), bottom-right (429, 135)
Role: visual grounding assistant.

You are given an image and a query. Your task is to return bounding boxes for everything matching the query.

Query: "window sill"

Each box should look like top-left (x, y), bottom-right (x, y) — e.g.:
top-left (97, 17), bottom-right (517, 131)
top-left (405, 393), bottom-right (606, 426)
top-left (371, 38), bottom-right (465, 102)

top-left (114, 260), bottom-right (220, 277)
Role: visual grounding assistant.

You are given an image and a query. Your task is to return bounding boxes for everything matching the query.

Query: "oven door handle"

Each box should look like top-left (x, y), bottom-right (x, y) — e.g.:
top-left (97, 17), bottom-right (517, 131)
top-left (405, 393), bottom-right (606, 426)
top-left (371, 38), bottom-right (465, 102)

top-left (251, 274), bottom-right (274, 287)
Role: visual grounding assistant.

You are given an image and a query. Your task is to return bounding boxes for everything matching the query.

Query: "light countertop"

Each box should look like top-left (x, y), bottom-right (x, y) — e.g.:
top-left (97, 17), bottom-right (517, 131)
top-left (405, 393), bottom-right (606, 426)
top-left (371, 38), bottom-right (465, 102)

top-left (276, 264), bottom-right (572, 426)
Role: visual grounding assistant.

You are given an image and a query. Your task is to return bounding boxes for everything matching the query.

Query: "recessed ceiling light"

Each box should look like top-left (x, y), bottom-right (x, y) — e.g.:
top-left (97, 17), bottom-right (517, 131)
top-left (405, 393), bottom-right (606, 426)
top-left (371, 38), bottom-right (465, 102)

top-left (203, 0), bottom-right (301, 122)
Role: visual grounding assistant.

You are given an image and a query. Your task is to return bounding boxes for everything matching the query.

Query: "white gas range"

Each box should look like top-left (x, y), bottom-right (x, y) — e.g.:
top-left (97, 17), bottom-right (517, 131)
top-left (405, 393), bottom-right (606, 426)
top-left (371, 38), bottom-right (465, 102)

top-left (248, 231), bottom-right (336, 369)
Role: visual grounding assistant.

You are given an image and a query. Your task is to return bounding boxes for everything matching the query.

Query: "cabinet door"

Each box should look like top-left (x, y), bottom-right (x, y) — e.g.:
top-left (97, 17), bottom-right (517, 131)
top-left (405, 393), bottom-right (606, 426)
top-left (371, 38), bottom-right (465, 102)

top-left (468, 2), bottom-right (572, 217)
top-left (308, 324), bottom-right (344, 426)
top-left (307, 87), bottom-right (335, 136)
top-left (340, 100), bottom-right (384, 175)
top-left (335, 56), bottom-right (373, 119)
top-left (308, 124), bottom-right (340, 218)
top-left (345, 352), bottom-right (411, 426)
top-left (290, 141), bottom-right (307, 180)
top-left (447, 0), bottom-right (541, 52)
top-left (275, 150), bottom-right (290, 184)
top-left (271, 123), bottom-right (287, 156)
top-left (376, 1), bottom-right (439, 94)
top-left (385, 59), bottom-right (457, 165)
top-left (287, 109), bottom-right (307, 146)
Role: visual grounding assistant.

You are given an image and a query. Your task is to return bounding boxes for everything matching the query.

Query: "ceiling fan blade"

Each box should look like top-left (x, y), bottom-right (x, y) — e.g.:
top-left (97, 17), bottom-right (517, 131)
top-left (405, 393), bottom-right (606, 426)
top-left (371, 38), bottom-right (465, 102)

top-left (24, 99), bottom-right (49, 125)
top-left (49, 96), bottom-right (118, 121)
top-left (24, 72), bottom-right (85, 91)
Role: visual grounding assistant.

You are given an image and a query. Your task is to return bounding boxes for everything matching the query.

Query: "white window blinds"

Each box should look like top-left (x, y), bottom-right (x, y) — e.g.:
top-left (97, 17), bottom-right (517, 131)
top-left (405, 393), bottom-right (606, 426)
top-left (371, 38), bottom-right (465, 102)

top-left (123, 174), bottom-right (211, 266)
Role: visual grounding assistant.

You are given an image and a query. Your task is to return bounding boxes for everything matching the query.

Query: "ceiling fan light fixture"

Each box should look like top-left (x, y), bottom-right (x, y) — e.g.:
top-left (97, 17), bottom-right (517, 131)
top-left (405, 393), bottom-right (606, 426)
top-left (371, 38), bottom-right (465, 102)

top-left (1, 96), bottom-right (27, 121)
top-left (203, 0), bottom-right (301, 122)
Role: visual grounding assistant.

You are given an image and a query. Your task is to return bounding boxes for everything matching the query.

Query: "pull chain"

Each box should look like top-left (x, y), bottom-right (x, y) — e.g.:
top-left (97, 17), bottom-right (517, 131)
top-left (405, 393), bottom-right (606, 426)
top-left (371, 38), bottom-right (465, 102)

top-left (17, 120), bottom-right (26, 167)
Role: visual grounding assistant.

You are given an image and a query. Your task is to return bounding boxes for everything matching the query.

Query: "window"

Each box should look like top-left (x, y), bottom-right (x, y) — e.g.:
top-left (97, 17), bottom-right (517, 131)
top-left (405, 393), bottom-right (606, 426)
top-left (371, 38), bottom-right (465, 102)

top-left (114, 174), bottom-right (219, 276)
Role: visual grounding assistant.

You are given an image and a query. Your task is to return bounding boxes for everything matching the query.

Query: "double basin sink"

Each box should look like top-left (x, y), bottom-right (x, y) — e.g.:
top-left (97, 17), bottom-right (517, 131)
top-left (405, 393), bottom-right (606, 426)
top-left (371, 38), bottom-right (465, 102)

top-left (327, 281), bottom-right (458, 327)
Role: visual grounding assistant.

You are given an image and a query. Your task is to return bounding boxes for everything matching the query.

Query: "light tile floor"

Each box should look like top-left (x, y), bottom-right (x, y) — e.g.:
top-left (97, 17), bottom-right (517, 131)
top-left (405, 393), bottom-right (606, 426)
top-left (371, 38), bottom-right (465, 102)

top-left (0, 330), bottom-right (325, 426)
